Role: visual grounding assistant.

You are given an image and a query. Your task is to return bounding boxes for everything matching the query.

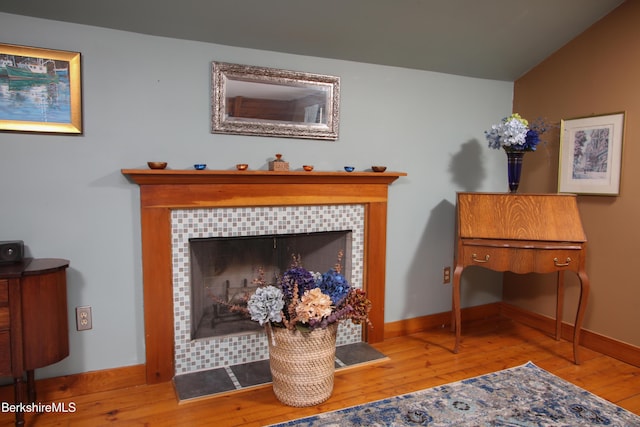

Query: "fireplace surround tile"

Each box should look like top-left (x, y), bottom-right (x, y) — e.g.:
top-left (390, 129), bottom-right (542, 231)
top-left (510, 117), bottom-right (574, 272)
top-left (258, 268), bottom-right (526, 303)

top-left (172, 204), bottom-right (365, 374)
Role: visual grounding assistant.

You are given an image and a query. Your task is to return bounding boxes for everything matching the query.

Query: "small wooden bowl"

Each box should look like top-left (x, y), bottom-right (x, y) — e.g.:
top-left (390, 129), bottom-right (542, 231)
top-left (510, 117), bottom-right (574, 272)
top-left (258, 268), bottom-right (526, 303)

top-left (236, 164), bottom-right (248, 171)
top-left (147, 162), bottom-right (167, 170)
top-left (303, 165), bottom-right (314, 171)
top-left (371, 166), bottom-right (387, 172)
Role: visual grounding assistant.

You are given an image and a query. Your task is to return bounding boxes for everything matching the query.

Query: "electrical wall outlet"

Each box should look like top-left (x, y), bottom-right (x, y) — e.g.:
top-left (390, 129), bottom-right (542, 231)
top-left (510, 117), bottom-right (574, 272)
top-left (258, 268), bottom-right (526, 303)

top-left (76, 306), bottom-right (92, 331)
top-left (443, 266), bottom-right (451, 284)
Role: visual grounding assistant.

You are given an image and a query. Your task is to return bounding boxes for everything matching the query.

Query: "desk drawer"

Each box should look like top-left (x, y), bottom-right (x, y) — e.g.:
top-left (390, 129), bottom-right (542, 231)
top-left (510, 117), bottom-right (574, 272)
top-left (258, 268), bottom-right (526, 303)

top-left (0, 279), bottom-right (7, 303)
top-left (462, 246), bottom-right (581, 274)
top-left (0, 280), bottom-right (8, 330)
top-left (0, 307), bottom-right (8, 330)
top-left (0, 306), bottom-right (10, 331)
top-left (0, 330), bottom-right (10, 374)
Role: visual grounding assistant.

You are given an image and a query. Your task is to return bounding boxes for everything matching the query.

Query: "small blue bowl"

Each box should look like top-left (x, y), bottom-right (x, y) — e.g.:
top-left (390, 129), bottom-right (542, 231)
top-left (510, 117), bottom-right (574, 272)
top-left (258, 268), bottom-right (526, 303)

top-left (344, 166), bottom-right (355, 172)
top-left (194, 164), bottom-right (206, 170)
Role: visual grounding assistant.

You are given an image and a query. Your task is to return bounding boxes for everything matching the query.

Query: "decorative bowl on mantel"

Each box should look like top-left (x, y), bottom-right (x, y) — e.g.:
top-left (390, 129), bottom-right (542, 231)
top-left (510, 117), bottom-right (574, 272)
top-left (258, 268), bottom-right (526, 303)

top-left (147, 161), bottom-right (167, 170)
top-left (236, 164), bottom-right (248, 171)
top-left (371, 166), bottom-right (387, 172)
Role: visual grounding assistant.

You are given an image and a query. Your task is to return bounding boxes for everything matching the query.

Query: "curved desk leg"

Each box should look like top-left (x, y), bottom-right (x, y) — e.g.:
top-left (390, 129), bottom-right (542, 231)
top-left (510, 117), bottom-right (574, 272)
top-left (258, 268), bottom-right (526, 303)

top-left (555, 271), bottom-right (564, 341)
top-left (452, 264), bottom-right (464, 354)
top-left (450, 292), bottom-right (455, 333)
top-left (573, 269), bottom-right (590, 365)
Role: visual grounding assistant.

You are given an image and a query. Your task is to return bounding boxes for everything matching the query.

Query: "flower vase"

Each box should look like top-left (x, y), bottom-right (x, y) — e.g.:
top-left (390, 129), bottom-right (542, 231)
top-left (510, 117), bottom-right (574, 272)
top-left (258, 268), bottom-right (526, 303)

top-left (505, 150), bottom-right (525, 193)
top-left (266, 322), bottom-right (338, 407)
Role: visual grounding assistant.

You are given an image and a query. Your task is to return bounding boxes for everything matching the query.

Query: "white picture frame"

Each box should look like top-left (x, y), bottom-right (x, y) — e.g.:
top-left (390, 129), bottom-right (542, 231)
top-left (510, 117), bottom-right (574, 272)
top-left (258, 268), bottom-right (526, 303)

top-left (558, 112), bottom-right (625, 195)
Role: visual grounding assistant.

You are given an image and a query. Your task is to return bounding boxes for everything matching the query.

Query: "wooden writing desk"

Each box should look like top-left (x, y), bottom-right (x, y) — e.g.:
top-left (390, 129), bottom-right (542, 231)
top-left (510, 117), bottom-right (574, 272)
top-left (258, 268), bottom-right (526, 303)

top-left (452, 192), bottom-right (589, 364)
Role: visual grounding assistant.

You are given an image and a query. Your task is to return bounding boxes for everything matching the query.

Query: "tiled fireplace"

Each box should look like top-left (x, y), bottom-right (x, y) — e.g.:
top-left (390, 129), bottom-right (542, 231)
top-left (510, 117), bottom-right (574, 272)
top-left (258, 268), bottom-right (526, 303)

top-left (172, 205), bottom-right (364, 374)
top-left (122, 169), bottom-right (404, 384)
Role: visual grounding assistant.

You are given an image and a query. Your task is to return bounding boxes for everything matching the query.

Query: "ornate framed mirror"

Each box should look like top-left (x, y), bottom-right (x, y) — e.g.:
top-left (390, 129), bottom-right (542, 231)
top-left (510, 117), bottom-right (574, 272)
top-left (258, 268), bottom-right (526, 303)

top-left (211, 62), bottom-right (340, 140)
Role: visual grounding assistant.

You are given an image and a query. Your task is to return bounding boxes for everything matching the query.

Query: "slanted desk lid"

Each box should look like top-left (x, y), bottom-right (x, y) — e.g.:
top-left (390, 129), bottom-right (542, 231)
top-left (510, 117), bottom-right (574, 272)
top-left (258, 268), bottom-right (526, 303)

top-left (456, 192), bottom-right (587, 243)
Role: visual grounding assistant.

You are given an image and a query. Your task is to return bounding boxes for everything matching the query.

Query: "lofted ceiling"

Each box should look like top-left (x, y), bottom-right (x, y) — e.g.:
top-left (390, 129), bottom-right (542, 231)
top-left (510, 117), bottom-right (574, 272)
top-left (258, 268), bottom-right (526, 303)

top-left (0, 0), bottom-right (625, 81)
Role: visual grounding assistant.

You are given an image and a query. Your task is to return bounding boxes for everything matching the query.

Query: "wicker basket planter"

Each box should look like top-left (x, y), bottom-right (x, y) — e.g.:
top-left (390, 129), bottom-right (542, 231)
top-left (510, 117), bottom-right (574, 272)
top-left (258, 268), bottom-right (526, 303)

top-left (266, 322), bottom-right (339, 407)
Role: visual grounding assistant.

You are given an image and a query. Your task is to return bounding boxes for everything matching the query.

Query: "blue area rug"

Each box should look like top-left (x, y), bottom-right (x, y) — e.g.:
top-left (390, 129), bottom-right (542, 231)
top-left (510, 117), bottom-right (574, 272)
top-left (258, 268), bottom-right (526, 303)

top-left (270, 362), bottom-right (639, 426)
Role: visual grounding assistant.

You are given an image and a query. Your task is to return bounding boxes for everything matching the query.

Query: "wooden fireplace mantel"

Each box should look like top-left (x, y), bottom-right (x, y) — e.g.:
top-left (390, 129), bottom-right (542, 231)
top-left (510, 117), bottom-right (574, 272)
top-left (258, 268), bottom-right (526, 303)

top-left (122, 169), bottom-right (405, 185)
top-left (122, 168), bottom-right (406, 384)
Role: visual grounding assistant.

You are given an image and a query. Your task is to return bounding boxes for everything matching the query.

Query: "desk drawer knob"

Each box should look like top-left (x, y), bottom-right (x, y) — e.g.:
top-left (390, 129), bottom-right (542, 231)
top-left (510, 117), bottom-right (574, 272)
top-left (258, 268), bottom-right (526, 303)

top-left (472, 253), bottom-right (490, 263)
top-left (554, 257), bottom-right (572, 267)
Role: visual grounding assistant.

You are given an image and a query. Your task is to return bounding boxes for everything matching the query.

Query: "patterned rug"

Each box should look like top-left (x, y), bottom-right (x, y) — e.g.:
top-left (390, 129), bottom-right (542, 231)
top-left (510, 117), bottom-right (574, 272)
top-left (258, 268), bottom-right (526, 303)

top-left (269, 362), bottom-right (640, 426)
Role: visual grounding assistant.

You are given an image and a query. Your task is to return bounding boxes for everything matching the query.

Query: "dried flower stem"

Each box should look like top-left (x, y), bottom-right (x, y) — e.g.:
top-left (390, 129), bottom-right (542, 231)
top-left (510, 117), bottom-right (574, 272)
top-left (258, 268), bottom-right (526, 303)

top-left (334, 250), bottom-right (343, 274)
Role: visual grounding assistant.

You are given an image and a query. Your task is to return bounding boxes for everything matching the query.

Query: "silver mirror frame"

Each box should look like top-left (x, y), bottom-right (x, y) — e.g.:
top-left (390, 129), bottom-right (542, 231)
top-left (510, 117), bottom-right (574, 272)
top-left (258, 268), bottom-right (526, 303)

top-left (211, 62), bottom-right (340, 140)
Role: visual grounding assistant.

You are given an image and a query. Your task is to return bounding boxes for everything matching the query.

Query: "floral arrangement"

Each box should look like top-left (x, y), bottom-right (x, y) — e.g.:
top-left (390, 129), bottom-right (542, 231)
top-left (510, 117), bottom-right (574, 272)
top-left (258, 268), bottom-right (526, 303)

top-left (485, 113), bottom-right (548, 152)
top-left (245, 252), bottom-right (372, 332)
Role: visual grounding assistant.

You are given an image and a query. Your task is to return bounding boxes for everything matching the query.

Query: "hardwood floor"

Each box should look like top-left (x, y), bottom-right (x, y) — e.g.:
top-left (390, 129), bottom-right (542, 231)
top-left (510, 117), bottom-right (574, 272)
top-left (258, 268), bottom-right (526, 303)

top-left (2, 317), bottom-right (639, 426)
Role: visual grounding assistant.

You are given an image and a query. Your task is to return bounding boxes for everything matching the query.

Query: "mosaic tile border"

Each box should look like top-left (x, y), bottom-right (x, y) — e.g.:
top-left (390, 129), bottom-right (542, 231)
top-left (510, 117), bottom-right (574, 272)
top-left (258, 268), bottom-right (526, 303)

top-left (171, 205), bottom-right (366, 374)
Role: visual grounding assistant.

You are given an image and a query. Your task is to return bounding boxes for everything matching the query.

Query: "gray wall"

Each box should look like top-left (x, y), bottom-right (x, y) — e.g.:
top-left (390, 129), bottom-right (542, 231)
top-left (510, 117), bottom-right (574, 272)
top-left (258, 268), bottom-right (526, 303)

top-left (0, 12), bottom-right (512, 378)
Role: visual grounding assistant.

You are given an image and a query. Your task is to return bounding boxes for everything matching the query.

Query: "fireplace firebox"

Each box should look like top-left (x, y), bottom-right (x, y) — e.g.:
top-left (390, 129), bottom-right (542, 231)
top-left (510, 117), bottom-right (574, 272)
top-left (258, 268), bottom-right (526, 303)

top-left (190, 231), bottom-right (351, 340)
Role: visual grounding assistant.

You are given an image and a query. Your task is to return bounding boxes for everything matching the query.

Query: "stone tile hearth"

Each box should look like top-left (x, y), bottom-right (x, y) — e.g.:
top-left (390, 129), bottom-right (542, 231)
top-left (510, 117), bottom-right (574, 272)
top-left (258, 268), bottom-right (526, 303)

top-left (173, 342), bottom-right (388, 401)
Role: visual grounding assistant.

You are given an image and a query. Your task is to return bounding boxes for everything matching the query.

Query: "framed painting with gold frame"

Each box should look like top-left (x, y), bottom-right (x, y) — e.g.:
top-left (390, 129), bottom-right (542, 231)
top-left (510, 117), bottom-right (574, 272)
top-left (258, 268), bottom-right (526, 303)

top-left (0, 43), bottom-right (82, 134)
top-left (558, 112), bottom-right (624, 195)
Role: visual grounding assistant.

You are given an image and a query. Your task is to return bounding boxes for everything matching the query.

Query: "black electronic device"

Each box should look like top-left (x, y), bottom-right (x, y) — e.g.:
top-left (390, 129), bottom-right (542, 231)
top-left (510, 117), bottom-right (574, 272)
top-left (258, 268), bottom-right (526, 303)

top-left (0, 240), bottom-right (24, 264)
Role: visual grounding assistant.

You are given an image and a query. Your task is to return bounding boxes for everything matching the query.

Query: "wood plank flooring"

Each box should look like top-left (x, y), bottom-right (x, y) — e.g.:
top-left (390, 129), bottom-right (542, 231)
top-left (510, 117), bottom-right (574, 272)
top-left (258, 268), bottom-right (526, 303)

top-left (2, 316), bottom-right (639, 426)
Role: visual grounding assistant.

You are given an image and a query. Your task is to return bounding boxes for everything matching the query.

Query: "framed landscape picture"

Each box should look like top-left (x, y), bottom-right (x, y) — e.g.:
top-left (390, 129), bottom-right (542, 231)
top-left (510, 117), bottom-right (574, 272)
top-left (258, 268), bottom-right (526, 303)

top-left (558, 112), bottom-right (625, 195)
top-left (0, 43), bottom-right (82, 134)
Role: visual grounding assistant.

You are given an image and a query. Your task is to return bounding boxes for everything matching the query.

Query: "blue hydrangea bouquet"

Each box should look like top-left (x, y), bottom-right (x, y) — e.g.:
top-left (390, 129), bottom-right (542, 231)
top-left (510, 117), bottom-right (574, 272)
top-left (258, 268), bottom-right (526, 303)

top-left (485, 113), bottom-right (547, 152)
top-left (246, 252), bottom-right (371, 332)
